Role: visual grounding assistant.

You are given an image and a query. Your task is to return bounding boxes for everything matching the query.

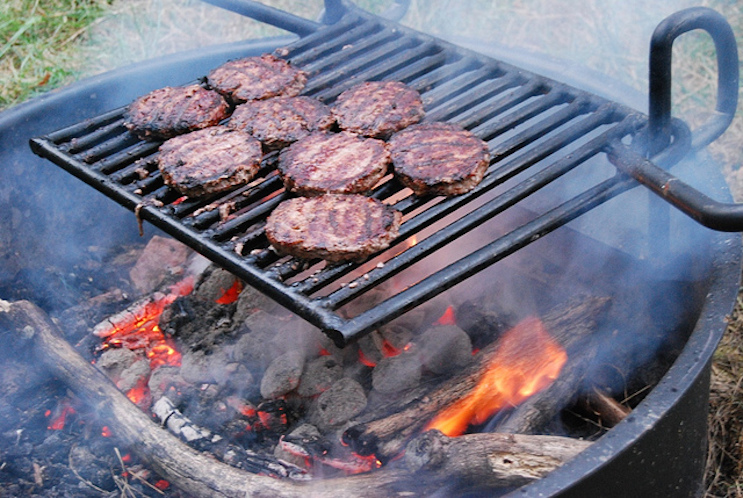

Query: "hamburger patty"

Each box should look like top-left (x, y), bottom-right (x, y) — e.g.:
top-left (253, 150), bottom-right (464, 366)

top-left (124, 84), bottom-right (230, 140)
top-left (389, 122), bottom-right (490, 196)
top-left (158, 125), bottom-right (262, 197)
top-left (229, 96), bottom-right (335, 150)
top-left (278, 132), bottom-right (390, 196)
top-left (265, 194), bottom-right (402, 262)
top-left (207, 54), bottom-right (308, 104)
top-left (331, 81), bottom-right (425, 139)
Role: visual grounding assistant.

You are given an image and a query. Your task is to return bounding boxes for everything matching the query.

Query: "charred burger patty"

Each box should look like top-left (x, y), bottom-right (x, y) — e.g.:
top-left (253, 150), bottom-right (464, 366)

top-left (229, 96), bottom-right (335, 150)
top-left (207, 54), bottom-right (308, 104)
top-left (158, 125), bottom-right (263, 197)
top-left (331, 81), bottom-right (425, 139)
top-left (265, 194), bottom-right (402, 262)
top-left (278, 131), bottom-right (390, 196)
top-left (124, 84), bottom-right (230, 141)
top-left (389, 122), bottom-right (490, 196)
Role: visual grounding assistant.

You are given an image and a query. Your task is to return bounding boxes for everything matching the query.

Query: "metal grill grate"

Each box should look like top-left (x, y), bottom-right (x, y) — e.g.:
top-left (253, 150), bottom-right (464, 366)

top-left (29, 4), bottom-right (714, 346)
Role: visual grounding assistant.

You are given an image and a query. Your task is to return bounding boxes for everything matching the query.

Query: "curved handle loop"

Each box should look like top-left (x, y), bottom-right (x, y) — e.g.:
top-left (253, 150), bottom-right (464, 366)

top-left (648, 7), bottom-right (739, 155)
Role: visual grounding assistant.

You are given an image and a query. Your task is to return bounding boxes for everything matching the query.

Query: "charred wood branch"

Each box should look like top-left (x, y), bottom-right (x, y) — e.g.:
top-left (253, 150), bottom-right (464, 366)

top-left (343, 295), bottom-right (611, 461)
top-left (405, 430), bottom-right (591, 491)
top-left (580, 388), bottom-right (631, 429)
top-left (152, 396), bottom-right (305, 479)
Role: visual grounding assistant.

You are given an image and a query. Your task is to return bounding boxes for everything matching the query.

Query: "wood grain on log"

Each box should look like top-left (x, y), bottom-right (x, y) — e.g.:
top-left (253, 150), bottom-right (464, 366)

top-left (405, 430), bottom-right (591, 490)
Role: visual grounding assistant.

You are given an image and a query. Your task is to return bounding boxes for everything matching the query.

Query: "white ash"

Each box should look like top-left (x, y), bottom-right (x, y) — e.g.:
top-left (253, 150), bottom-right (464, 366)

top-left (128, 235), bottom-right (190, 295)
top-left (260, 350), bottom-right (305, 399)
top-left (372, 353), bottom-right (423, 394)
top-left (147, 365), bottom-right (188, 401)
top-left (296, 356), bottom-right (344, 397)
top-left (415, 324), bottom-right (473, 375)
top-left (311, 378), bottom-right (367, 431)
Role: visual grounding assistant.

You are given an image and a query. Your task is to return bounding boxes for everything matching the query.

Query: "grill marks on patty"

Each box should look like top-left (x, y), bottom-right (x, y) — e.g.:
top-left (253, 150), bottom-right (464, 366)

top-left (278, 132), bottom-right (390, 196)
top-left (158, 126), bottom-right (262, 197)
top-left (229, 96), bottom-right (335, 150)
top-left (265, 195), bottom-right (402, 262)
top-left (389, 122), bottom-right (491, 196)
top-left (332, 81), bottom-right (425, 139)
top-left (207, 54), bottom-right (308, 104)
top-left (124, 84), bottom-right (230, 140)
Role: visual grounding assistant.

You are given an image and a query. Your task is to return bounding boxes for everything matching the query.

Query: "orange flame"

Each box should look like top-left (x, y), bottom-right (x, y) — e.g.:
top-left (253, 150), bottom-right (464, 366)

top-left (425, 316), bottom-right (567, 437)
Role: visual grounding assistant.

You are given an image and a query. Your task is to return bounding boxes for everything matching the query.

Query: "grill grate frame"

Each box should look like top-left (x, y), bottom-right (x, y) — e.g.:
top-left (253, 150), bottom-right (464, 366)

top-left (30, 5), bottom-right (692, 346)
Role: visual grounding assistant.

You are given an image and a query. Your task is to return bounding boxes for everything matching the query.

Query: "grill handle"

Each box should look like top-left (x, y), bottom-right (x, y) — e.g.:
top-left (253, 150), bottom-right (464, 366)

top-left (608, 144), bottom-right (743, 232)
top-left (648, 7), bottom-right (739, 155)
top-left (200, 1), bottom-right (411, 34)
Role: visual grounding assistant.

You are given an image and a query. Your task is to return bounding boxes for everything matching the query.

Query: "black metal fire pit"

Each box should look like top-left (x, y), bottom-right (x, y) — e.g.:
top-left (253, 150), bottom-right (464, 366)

top-left (1, 1), bottom-right (741, 497)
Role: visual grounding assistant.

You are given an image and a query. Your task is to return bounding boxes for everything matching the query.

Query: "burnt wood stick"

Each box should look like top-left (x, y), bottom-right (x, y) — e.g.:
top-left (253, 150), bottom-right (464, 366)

top-left (405, 429), bottom-right (592, 492)
top-left (343, 295), bottom-right (611, 462)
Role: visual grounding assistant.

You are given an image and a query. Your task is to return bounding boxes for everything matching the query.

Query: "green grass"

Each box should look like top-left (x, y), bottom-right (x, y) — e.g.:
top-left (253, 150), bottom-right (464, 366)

top-left (0, 0), bottom-right (110, 110)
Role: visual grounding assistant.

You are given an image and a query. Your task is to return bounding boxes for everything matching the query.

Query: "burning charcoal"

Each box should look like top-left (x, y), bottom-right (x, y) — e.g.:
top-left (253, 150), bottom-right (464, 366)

top-left (357, 331), bottom-right (384, 367)
top-left (162, 295), bottom-right (235, 353)
top-left (180, 349), bottom-right (236, 386)
top-left (415, 324), bottom-right (473, 375)
top-left (147, 365), bottom-right (189, 401)
top-left (455, 299), bottom-right (517, 350)
top-left (311, 378), bottom-right (367, 430)
top-left (115, 357), bottom-right (152, 393)
top-left (193, 265), bottom-right (242, 303)
top-left (96, 347), bottom-right (141, 378)
top-left (379, 323), bottom-right (414, 354)
top-left (260, 350), bottom-right (305, 399)
top-left (297, 356), bottom-right (343, 397)
top-left (128, 235), bottom-right (190, 295)
top-left (231, 283), bottom-right (286, 322)
top-left (372, 353), bottom-right (423, 394)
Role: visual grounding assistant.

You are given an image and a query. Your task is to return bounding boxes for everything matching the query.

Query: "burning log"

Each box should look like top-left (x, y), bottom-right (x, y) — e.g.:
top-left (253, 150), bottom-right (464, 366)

top-left (405, 429), bottom-right (591, 491)
top-left (343, 295), bottom-right (610, 461)
top-left (0, 299), bottom-right (595, 497)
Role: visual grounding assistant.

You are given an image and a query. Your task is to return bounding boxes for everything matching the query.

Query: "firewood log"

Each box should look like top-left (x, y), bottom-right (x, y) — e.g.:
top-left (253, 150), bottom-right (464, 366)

top-left (405, 429), bottom-right (591, 491)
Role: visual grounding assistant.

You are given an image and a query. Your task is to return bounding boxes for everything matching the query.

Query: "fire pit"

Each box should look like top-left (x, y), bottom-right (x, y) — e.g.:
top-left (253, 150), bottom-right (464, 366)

top-left (0, 1), bottom-right (741, 496)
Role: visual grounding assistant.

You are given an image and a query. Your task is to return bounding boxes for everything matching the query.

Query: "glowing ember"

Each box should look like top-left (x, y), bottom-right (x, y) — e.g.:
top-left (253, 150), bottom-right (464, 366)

top-left (381, 339), bottom-right (403, 357)
top-left (101, 426), bottom-right (112, 437)
top-left (425, 317), bottom-right (567, 437)
top-left (215, 279), bottom-right (243, 304)
top-left (126, 378), bottom-right (151, 409)
top-left (155, 480), bottom-right (170, 490)
top-left (47, 403), bottom-right (76, 430)
top-left (358, 349), bottom-right (377, 368)
top-left (96, 277), bottom-right (193, 372)
top-left (436, 305), bottom-right (457, 325)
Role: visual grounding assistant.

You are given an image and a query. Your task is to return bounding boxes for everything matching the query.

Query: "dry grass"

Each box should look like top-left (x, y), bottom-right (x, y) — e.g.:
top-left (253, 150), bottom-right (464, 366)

top-left (2, 0), bottom-right (743, 495)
